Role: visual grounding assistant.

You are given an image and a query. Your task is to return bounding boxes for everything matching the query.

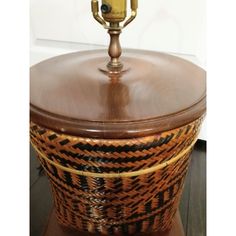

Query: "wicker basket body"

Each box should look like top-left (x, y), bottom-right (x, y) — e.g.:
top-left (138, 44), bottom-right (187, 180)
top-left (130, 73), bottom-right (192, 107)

top-left (30, 116), bottom-right (203, 235)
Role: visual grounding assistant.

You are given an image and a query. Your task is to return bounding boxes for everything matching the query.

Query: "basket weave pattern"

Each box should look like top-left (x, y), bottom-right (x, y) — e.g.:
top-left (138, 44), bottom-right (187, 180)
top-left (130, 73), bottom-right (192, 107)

top-left (30, 117), bottom-right (203, 235)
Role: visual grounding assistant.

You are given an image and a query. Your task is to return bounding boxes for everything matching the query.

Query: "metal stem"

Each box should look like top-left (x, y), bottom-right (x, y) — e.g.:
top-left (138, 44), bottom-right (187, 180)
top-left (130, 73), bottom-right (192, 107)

top-left (107, 25), bottom-right (123, 71)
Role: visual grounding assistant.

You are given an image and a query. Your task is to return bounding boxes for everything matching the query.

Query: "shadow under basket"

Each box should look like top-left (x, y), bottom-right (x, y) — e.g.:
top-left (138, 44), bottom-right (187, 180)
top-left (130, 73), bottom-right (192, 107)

top-left (30, 117), bottom-right (203, 235)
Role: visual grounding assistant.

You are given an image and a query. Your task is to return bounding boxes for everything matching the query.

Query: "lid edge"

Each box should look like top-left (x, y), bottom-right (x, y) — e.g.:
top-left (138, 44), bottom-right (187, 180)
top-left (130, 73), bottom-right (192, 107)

top-left (30, 96), bottom-right (206, 139)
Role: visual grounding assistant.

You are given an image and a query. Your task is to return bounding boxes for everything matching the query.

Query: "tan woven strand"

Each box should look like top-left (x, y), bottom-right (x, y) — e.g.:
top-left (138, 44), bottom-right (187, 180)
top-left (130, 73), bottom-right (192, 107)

top-left (30, 136), bottom-right (198, 178)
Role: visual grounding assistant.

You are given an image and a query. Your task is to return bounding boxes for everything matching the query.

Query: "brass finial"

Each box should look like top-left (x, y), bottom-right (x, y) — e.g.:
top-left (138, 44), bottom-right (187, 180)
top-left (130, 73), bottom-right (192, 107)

top-left (91, 0), bottom-right (138, 72)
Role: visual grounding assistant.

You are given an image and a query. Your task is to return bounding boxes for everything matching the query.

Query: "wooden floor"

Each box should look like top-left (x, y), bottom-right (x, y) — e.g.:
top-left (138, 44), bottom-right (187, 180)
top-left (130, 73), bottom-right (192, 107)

top-left (30, 141), bottom-right (206, 236)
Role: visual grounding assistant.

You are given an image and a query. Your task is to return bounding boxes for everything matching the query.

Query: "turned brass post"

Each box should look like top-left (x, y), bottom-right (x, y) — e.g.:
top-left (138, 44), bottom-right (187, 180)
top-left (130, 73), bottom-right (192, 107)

top-left (91, 0), bottom-right (138, 71)
top-left (107, 27), bottom-right (122, 71)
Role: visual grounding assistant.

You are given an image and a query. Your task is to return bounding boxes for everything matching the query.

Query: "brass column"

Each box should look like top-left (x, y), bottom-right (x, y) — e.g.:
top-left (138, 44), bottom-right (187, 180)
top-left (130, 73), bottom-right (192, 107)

top-left (91, 0), bottom-right (138, 72)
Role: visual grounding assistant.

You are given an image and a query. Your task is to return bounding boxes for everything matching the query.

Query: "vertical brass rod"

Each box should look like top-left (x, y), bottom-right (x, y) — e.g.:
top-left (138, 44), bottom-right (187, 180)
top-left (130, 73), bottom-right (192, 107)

top-left (107, 27), bottom-right (123, 71)
top-left (91, 0), bottom-right (138, 72)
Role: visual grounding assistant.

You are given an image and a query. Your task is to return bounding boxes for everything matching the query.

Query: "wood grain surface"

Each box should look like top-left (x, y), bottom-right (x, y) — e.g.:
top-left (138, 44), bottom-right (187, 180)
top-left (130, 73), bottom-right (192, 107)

top-left (30, 49), bottom-right (206, 138)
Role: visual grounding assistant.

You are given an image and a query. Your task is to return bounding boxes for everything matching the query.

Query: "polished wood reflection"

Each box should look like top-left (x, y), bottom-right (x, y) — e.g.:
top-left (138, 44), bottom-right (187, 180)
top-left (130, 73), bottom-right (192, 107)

top-left (30, 49), bottom-right (206, 138)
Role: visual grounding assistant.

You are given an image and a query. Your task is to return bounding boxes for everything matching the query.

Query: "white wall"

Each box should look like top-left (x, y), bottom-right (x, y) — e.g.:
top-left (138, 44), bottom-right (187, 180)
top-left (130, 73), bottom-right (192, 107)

top-left (30, 0), bottom-right (206, 140)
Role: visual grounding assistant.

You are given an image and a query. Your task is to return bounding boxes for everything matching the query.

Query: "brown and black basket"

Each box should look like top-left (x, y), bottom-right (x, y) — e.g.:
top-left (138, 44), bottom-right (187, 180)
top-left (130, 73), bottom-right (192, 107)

top-left (30, 116), bottom-right (203, 235)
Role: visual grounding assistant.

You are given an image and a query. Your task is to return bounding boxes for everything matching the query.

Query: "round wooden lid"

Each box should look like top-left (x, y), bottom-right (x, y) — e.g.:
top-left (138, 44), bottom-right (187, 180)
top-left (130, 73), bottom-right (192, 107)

top-left (30, 49), bottom-right (206, 138)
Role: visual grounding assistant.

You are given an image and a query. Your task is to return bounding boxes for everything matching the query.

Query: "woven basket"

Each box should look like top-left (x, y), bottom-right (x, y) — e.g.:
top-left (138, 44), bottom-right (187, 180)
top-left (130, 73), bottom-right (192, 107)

top-left (30, 116), bottom-right (203, 235)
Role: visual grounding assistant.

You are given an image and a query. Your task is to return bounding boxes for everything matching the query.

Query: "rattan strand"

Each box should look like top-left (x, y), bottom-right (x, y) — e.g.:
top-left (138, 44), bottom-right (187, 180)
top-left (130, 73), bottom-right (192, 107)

top-left (30, 136), bottom-right (198, 178)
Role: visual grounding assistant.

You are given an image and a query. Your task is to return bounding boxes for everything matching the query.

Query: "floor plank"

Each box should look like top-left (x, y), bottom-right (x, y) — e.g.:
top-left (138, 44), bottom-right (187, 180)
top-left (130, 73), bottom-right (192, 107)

top-left (186, 147), bottom-right (206, 236)
top-left (30, 175), bottom-right (53, 236)
top-left (30, 145), bottom-right (41, 187)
